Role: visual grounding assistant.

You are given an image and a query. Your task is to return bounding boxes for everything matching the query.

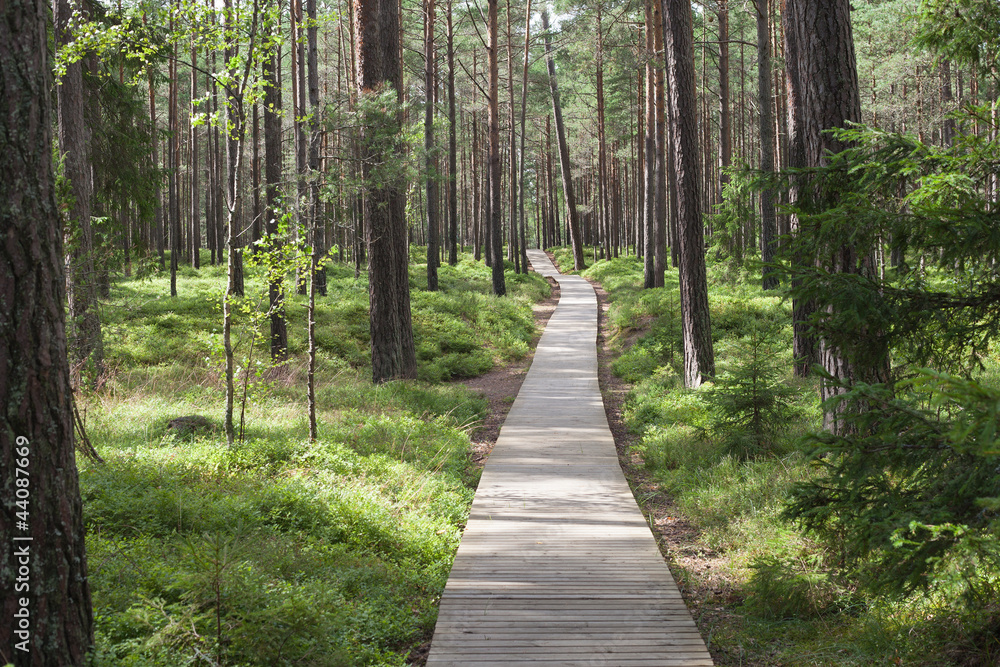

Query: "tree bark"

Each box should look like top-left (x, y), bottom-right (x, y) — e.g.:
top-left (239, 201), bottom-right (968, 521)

top-left (506, 2), bottom-right (520, 273)
top-left (425, 0), bottom-right (439, 290)
top-left (756, 0), bottom-right (778, 290)
top-left (1, 0), bottom-right (94, 657)
top-left (642, 0), bottom-right (656, 287)
top-left (718, 0), bottom-right (732, 202)
top-left (541, 10), bottom-right (584, 270)
top-left (783, 0), bottom-right (889, 429)
top-left (263, 38), bottom-right (288, 362)
top-left (663, 0), bottom-right (715, 387)
top-left (55, 0), bottom-right (104, 387)
top-left (447, 0), bottom-right (458, 264)
top-left (356, 0), bottom-right (418, 380)
top-left (488, 0), bottom-right (507, 294)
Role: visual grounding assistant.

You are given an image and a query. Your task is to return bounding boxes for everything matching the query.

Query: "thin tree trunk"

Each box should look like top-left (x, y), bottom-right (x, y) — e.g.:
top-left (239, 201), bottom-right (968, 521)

top-left (425, 0), bottom-right (439, 289)
top-left (192, 38), bottom-right (202, 267)
top-left (653, 0), bottom-right (666, 286)
top-left (447, 0), bottom-right (458, 264)
top-left (541, 10), bottom-right (584, 270)
top-left (718, 0), bottom-right (732, 199)
top-left (263, 34), bottom-right (288, 362)
top-left (643, 0), bottom-right (655, 287)
top-left (506, 1), bottom-right (520, 273)
top-left (488, 0), bottom-right (507, 293)
top-left (55, 0), bottom-right (103, 385)
top-left (757, 0), bottom-right (778, 290)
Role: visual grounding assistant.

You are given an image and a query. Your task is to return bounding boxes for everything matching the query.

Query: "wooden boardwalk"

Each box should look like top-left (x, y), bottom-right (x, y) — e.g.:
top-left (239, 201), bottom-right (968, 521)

top-left (425, 250), bottom-right (713, 666)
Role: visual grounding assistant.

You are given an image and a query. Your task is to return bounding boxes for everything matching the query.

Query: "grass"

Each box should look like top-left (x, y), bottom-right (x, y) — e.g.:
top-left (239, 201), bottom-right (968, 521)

top-left (81, 250), bottom-right (549, 666)
top-left (556, 246), bottom-right (999, 666)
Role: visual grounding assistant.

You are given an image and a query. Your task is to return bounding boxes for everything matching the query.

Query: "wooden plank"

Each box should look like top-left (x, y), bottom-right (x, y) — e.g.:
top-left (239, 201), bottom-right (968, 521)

top-left (425, 250), bottom-right (713, 667)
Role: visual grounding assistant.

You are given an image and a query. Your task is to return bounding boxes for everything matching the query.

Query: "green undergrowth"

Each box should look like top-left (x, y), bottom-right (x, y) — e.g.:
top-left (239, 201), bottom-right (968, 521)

top-left (81, 250), bottom-right (548, 666)
top-left (563, 247), bottom-right (997, 666)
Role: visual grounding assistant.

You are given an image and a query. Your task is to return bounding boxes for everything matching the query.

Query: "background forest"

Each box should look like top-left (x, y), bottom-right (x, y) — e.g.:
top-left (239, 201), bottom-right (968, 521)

top-left (4, 0), bottom-right (1000, 664)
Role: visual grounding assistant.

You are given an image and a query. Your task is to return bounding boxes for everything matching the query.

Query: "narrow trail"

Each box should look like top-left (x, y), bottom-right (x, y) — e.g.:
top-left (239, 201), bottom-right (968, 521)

top-left (425, 250), bottom-right (713, 666)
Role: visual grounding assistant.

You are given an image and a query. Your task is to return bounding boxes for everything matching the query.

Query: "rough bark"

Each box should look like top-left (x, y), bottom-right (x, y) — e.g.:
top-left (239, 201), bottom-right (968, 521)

top-left (642, 0), bottom-right (656, 287)
top-left (718, 0), bottom-right (732, 200)
top-left (425, 0), bottom-right (439, 290)
top-left (663, 0), bottom-right (715, 387)
top-left (488, 0), bottom-right (506, 294)
top-left (447, 0), bottom-right (458, 265)
top-left (541, 10), bottom-right (584, 270)
top-left (263, 44), bottom-right (288, 362)
top-left (356, 0), bottom-right (418, 381)
top-left (783, 0), bottom-right (889, 430)
top-left (506, 3), bottom-right (520, 273)
top-left (756, 0), bottom-right (778, 290)
top-left (516, 0), bottom-right (531, 266)
top-left (1, 0), bottom-right (94, 658)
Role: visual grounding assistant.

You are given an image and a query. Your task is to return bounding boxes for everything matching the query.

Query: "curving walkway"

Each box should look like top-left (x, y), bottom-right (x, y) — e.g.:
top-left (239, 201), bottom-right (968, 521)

top-left (425, 250), bottom-right (713, 666)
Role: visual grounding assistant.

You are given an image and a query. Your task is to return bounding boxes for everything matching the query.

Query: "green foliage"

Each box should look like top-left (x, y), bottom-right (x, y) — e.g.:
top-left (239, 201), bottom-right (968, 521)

top-left (746, 554), bottom-right (847, 620)
top-left (708, 165), bottom-right (759, 266)
top-left (784, 370), bottom-right (1000, 602)
top-left (80, 250), bottom-right (546, 665)
top-left (777, 124), bottom-right (1000, 377)
top-left (701, 323), bottom-right (805, 459)
top-left (914, 0), bottom-right (1000, 71)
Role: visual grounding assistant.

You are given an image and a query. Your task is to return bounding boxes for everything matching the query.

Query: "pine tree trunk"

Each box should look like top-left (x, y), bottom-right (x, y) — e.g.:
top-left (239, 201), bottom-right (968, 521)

top-left (1, 0), bottom-right (95, 656)
top-left (191, 39), bottom-right (202, 268)
top-left (663, 0), bottom-right (715, 387)
top-left (447, 0), bottom-right (459, 265)
top-left (653, 0), bottom-right (666, 286)
top-left (55, 0), bottom-right (103, 386)
top-left (718, 0), bottom-right (732, 201)
top-left (506, 4), bottom-right (520, 273)
top-left (488, 0), bottom-right (507, 293)
top-left (542, 10), bottom-right (584, 270)
top-left (756, 0), bottom-right (778, 290)
top-left (357, 0), bottom-right (418, 381)
top-left (263, 42), bottom-right (288, 362)
top-left (643, 0), bottom-right (656, 287)
top-left (783, 0), bottom-right (889, 429)
top-left (425, 0), bottom-right (439, 290)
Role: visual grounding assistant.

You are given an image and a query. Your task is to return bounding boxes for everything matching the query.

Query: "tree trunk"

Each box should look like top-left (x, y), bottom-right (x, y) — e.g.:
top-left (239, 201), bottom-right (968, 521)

top-left (783, 0), bottom-right (889, 429)
top-left (1, 0), bottom-right (94, 657)
top-left (425, 0), bottom-right (439, 289)
top-left (756, 0), bottom-right (778, 290)
top-left (192, 38), bottom-right (202, 267)
top-left (653, 0), bottom-right (666, 285)
top-left (663, 0), bottom-right (715, 387)
top-left (357, 0), bottom-right (418, 381)
top-left (541, 10), bottom-right (584, 270)
top-left (447, 0), bottom-right (458, 265)
top-left (643, 0), bottom-right (655, 287)
top-left (718, 0), bottom-right (732, 201)
top-left (55, 0), bottom-right (103, 386)
top-left (506, 2), bottom-right (521, 273)
top-left (487, 0), bottom-right (507, 294)
top-left (263, 39), bottom-right (288, 362)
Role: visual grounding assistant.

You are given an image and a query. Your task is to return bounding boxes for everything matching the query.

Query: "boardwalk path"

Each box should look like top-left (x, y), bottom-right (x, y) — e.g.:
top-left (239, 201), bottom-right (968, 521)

top-left (425, 250), bottom-right (713, 666)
